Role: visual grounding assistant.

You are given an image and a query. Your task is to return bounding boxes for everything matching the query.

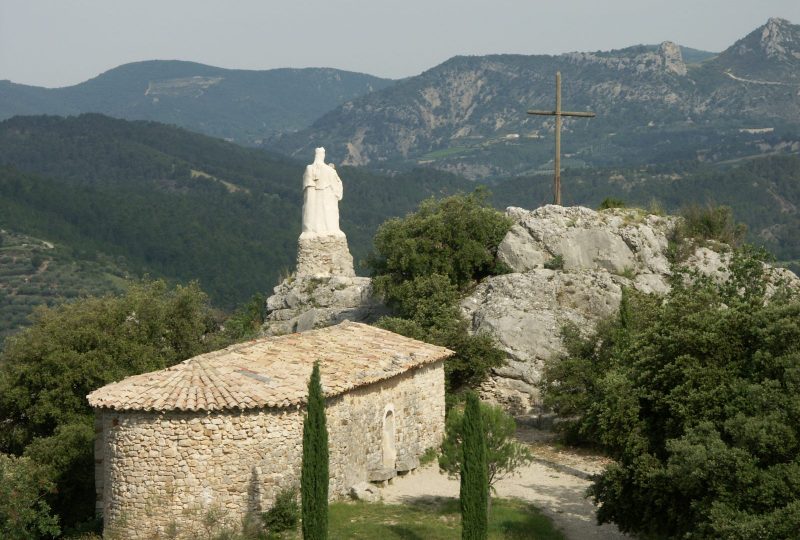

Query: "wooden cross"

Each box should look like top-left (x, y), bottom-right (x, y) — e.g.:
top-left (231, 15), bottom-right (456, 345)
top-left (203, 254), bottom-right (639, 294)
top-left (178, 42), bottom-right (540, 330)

top-left (527, 72), bottom-right (595, 205)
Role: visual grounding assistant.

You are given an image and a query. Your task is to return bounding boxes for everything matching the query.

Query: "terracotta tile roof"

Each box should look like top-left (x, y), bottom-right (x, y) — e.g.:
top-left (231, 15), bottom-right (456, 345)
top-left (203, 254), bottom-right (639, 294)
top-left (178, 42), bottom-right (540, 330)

top-left (87, 321), bottom-right (453, 412)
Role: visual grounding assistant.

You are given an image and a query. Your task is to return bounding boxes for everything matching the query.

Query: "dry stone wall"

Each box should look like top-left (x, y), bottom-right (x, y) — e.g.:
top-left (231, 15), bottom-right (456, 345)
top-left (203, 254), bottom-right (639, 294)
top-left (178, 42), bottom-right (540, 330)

top-left (296, 235), bottom-right (355, 277)
top-left (96, 361), bottom-right (445, 538)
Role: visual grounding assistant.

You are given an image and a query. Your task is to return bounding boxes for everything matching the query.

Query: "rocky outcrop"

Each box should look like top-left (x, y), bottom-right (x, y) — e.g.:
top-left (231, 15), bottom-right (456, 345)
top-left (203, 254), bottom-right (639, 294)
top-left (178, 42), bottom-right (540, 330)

top-left (262, 274), bottom-right (386, 336)
top-left (462, 205), bottom-right (798, 414)
top-left (263, 234), bottom-right (385, 336)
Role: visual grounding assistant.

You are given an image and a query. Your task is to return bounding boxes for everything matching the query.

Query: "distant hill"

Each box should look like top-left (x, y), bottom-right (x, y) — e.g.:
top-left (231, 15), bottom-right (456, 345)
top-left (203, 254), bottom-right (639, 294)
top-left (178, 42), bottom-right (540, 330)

top-left (0, 61), bottom-right (395, 145)
top-left (489, 155), bottom-right (800, 273)
top-left (3, 114), bottom-right (800, 343)
top-left (272, 18), bottom-right (800, 178)
top-left (0, 114), bottom-right (472, 317)
top-left (0, 229), bottom-right (129, 345)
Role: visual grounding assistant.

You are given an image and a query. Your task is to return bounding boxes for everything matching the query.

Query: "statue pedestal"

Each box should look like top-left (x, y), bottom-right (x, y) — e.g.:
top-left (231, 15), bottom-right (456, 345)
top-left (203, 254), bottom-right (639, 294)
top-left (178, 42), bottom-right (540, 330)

top-left (296, 234), bottom-right (355, 278)
top-left (263, 232), bottom-right (383, 336)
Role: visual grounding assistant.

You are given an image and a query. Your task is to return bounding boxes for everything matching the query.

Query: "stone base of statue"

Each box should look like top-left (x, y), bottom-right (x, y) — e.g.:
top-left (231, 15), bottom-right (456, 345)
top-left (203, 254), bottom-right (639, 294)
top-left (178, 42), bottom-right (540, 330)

top-left (261, 231), bottom-right (387, 336)
top-left (262, 274), bottom-right (386, 336)
top-left (296, 233), bottom-right (355, 278)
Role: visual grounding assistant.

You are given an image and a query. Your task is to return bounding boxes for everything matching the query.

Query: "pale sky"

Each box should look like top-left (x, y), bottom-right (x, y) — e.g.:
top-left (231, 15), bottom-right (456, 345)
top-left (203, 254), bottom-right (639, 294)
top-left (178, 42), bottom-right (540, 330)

top-left (1, 0), bottom-right (799, 88)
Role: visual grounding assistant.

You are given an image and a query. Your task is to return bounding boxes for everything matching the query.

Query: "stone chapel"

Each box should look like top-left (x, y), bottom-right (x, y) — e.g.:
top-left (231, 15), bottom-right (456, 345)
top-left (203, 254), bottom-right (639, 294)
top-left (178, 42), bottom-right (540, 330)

top-left (87, 149), bottom-right (450, 538)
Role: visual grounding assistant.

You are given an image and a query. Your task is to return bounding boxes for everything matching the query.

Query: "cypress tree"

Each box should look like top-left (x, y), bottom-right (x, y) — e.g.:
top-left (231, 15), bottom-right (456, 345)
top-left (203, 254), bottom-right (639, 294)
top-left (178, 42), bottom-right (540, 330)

top-left (460, 392), bottom-right (489, 539)
top-left (301, 361), bottom-right (328, 540)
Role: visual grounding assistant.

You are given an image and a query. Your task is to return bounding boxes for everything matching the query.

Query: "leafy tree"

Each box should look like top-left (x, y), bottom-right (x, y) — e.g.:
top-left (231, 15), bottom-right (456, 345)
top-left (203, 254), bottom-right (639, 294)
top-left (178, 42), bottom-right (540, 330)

top-left (0, 280), bottom-right (221, 533)
top-left (460, 392), bottom-right (488, 539)
top-left (541, 248), bottom-right (800, 538)
top-left (440, 399), bottom-right (533, 491)
top-left (301, 362), bottom-right (328, 540)
top-left (22, 421), bottom-right (96, 533)
top-left (221, 292), bottom-right (268, 340)
top-left (368, 190), bottom-right (512, 296)
top-left (0, 453), bottom-right (60, 539)
top-left (368, 192), bottom-right (511, 392)
top-left (0, 280), bottom-right (217, 453)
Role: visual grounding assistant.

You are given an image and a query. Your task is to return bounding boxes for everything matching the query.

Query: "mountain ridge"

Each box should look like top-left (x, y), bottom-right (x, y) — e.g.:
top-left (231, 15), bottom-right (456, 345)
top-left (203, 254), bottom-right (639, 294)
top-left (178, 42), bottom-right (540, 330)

top-left (0, 60), bottom-right (395, 145)
top-left (271, 18), bottom-right (800, 178)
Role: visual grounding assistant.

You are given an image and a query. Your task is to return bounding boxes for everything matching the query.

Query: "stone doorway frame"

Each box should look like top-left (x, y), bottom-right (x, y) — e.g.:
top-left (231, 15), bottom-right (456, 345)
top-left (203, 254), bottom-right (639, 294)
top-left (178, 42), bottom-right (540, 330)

top-left (381, 404), bottom-right (397, 469)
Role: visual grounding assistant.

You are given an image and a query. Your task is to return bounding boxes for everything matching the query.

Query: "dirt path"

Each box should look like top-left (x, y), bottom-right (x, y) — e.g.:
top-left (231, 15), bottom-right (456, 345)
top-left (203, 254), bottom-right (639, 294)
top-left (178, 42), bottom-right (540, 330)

top-left (381, 442), bottom-right (629, 539)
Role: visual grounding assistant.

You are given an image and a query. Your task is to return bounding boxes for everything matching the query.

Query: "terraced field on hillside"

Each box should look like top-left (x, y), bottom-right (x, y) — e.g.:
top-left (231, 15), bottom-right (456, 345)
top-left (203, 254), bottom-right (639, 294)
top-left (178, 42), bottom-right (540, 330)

top-left (0, 230), bottom-right (129, 344)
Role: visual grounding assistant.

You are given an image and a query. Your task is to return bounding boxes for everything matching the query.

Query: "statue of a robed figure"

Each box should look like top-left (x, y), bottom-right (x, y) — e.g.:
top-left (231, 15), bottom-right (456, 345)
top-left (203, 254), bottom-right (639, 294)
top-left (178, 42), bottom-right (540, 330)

top-left (294, 147), bottom-right (354, 277)
top-left (301, 147), bottom-right (344, 238)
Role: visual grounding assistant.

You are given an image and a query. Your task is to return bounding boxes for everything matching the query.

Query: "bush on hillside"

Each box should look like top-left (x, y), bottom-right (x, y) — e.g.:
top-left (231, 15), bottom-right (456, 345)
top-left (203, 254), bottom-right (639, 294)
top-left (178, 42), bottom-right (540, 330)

top-left (368, 191), bottom-right (511, 393)
top-left (669, 204), bottom-right (748, 262)
top-left (598, 197), bottom-right (626, 210)
top-left (368, 189), bottom-right (512, 299)
top-left (0, 453), bottom-right (60, 540)
top-left (541, 247), bottom-right (800, 537)
top-left (0, 280), bottom-right (223, 534)
top-left (439, 398), bottom-right (533, 490)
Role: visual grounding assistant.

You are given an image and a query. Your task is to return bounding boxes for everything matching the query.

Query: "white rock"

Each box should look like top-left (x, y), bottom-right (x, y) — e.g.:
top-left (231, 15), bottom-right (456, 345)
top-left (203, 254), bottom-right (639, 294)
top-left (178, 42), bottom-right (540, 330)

top-left (464, 205), bottom-right (800, 414)
top-left (349, 481), bottom-right (381, 502)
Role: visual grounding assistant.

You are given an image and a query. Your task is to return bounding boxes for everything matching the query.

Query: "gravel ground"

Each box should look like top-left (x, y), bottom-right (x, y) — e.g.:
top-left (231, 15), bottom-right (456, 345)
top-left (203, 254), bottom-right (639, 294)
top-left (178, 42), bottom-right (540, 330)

top-left (380, 437), bottom-right (630, 540)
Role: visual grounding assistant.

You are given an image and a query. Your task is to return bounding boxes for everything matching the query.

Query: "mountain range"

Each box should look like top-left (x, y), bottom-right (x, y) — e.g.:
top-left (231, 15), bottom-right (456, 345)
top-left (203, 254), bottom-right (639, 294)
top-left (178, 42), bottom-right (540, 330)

top-left (274, 17), bottom-right (800, 177)
top-left (0, 61), bottom-right (394, 145)
top-left (3, 19), bottom-right (798, 180)
top-left (2, 18), bottom-right (800, 340)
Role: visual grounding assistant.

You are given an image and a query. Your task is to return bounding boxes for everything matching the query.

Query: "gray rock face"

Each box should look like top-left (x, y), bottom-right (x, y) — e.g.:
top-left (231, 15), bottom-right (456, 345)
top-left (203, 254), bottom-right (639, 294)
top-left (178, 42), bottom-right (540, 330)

top-left (464, 204), bottom-right (800, 414)
top-left (263, 275), bottom-right (386, 336)
top-left (263, 228), bottom-right (386, 336)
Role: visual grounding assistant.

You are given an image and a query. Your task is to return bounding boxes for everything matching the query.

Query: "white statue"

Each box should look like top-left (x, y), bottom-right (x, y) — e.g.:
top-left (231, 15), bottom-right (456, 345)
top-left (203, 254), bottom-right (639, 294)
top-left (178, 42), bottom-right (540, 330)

top-left (301, 147), bottom-right (344, 238)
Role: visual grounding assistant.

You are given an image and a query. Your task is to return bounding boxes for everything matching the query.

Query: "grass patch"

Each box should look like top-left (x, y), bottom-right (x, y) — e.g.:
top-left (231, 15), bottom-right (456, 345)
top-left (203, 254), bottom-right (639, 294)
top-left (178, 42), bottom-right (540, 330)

top-left (421, 146), bottom-right (473, 160)
top-left (271, 498), bottom-right (564, 539)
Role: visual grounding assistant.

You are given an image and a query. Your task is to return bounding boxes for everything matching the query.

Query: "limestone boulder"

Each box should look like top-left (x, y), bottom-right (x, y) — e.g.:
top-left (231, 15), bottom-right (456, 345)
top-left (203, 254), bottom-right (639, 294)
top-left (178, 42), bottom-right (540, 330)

top-left (465, 205), bottom-right (800, 414)
top-left (349, 481), bottom-right (381, 502)
top-left (462, 269), bottom-right (625, 413)
top-left (499, 205), bottom-right (675, 276)
top-left (262, 275), bottom-right (387, 336)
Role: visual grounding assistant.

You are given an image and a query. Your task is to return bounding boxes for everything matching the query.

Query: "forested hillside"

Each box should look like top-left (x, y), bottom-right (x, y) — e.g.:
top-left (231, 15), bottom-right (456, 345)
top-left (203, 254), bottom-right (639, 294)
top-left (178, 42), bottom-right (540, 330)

top-left (2, 113), bottom-right (799, 343)
top-left (0, 60), bottom-right (394, 145)
top-left (490, 155), bottom-right (800, 271)
top-left (0, 115), bottom-right (472, 318)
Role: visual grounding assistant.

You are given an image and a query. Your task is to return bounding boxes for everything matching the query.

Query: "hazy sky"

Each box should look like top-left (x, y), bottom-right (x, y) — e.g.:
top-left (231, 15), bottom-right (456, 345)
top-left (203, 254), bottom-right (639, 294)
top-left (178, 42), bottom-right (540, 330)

top-left (2, 0), bottom-right (799, 88)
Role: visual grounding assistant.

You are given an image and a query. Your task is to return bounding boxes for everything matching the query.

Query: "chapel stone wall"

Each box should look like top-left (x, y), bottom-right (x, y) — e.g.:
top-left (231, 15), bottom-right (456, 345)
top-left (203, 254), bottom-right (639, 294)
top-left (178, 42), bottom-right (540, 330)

top-left (96, 361), bottom-right (445, 538)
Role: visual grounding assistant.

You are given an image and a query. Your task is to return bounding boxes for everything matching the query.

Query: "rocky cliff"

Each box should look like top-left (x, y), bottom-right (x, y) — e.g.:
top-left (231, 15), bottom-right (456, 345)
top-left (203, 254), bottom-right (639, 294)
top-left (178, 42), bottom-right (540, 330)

top-left (274, 18), bottom-right (800, 178)
top-left (462, 205), bottom-right (799, 413)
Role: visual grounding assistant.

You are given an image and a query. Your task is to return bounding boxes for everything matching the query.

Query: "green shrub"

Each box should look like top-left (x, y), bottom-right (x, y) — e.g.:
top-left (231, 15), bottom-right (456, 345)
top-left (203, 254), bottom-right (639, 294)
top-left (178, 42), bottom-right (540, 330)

top-left (543, 254), bottom-right (564, 270)
top-left (262, 487), bottom-right (299, 534)
top-left (439, 399), bottom-right (533, 490)
top-left (0, 453), bottom-right (60, 539)
top-left (675, 204), bottom-right (747, 246)
top-left (368, 191), bottom-right (510, 393)
top-left (598, 197), bottom-right (626, 210)
top-left (368, 190), bottom-right (512, 297)
top-left (541, 248), bottom-right (800, 537)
